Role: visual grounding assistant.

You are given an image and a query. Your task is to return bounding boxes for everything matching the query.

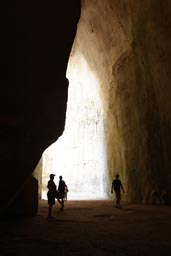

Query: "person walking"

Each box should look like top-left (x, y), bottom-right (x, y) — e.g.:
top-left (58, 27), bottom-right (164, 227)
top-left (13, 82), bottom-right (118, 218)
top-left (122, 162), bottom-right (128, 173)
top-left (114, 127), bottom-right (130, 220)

top-left (58, 176), bottom-right (68, 211)
top-left (111, 174), bottom-right (125, 208)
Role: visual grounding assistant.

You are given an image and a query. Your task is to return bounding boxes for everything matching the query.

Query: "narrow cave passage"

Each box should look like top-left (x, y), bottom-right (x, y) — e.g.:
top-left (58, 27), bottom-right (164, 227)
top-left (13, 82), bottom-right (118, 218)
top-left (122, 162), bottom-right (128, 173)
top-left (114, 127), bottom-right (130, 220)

top-left (41, 50), bottom-right (109, 200)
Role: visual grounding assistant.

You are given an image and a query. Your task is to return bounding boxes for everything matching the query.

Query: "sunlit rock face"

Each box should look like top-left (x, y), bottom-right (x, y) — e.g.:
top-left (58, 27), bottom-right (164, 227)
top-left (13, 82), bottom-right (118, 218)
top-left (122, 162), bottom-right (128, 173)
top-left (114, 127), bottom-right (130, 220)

top-left (76, 0), bottom-right (171, 203)
top-left (39, 0), bottom-right (171, 203)
top-left (42, 50), bottom-right (108, 200)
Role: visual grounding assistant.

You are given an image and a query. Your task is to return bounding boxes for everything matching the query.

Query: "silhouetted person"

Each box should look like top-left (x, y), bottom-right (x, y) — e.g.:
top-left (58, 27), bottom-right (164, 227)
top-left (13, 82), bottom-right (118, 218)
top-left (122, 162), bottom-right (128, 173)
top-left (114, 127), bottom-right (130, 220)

top-left (111, 174), bottom-right (125, 208)
top-left (58, 176), bottom-right (67, 211)
top-left (47, 174), bottom-right (57, 218)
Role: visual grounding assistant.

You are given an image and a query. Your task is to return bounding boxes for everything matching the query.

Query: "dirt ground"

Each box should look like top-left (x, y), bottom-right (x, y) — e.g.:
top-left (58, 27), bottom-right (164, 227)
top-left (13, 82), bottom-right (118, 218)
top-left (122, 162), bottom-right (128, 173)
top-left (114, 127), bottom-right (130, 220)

top-left (0, 199), bottom-right (171, 256)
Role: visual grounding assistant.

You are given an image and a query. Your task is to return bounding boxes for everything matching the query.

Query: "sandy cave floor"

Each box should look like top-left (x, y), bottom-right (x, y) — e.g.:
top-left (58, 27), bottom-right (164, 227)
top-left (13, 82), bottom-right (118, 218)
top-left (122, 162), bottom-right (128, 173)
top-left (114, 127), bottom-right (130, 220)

top-left (1, 199), bottom-right (171, 256)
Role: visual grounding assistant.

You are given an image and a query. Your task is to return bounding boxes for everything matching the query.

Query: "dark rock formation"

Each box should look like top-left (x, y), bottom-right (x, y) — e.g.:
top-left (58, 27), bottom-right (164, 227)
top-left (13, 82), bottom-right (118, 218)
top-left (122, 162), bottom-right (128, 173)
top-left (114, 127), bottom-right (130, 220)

top-left (0, 0), bottom-right (81, 217)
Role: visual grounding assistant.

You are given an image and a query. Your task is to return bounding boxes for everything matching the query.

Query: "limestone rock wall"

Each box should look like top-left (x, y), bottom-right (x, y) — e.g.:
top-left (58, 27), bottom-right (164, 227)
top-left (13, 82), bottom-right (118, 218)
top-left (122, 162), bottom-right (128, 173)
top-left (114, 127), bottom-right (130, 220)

top-left (1, 0), bottom-right (171, 218)
top-left (77, 0), bottom-right (171, 202)
top-left (0, 0), bottom-right (81, 216)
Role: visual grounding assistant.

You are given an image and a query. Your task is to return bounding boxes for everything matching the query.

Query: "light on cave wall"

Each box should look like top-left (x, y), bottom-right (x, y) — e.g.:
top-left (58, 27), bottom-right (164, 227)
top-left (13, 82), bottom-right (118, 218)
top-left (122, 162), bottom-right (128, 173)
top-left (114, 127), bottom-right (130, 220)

top-left (42, 51), bottom-right (108, 200)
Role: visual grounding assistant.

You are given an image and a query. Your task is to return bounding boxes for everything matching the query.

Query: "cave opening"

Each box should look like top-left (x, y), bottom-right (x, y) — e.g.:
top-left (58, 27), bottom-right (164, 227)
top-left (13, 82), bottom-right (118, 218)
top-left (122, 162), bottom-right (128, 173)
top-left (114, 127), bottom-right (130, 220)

top-left (40, 49), bottom-right (109, 200)
top-left (32, 0), bottom-right (130, 203)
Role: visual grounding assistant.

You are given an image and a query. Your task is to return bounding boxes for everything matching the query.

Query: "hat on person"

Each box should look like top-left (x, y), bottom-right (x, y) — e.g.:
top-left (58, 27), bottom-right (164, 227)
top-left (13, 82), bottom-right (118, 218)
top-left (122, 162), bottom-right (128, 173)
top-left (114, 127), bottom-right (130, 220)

top-left (50, 174), bottom-right (56, 178)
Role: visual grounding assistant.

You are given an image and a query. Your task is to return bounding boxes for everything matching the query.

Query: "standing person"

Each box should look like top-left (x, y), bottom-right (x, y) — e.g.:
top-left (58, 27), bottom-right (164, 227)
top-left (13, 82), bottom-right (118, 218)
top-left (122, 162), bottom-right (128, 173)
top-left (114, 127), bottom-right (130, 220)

top-left (58, 176), bottom-right (67, 211)
top-left (47, 174), bottom-right (57, 218)
top-left (111, 174), bottom-right (125, 208)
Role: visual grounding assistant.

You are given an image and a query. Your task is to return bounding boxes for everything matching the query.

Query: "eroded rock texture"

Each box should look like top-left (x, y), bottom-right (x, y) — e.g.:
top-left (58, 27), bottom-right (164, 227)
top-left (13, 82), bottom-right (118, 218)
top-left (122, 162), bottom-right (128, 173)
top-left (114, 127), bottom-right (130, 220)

top-left (1, 0), bottom-right (171, 217)
top-left (76, 0), bottom-right (171, 203)
top-left (0, 0), bottom-right (81, 216)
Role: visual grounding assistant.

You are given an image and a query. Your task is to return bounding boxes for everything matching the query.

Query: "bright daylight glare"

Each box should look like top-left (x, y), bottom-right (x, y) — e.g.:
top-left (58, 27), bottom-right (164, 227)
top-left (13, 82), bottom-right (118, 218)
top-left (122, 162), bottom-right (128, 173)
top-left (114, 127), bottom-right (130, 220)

top-left (41, 50), bottom-right (108, 200)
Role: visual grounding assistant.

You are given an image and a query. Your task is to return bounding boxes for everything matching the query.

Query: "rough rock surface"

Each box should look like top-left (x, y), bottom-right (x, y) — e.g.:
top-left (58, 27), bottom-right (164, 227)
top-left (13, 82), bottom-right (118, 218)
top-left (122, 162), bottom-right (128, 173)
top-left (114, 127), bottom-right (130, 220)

top-left (0, 0), bottom-right (81, 216)
top-left (75, 0), bottom-right (171, 203)
top-left (1, 0), bottom-right (171, 217)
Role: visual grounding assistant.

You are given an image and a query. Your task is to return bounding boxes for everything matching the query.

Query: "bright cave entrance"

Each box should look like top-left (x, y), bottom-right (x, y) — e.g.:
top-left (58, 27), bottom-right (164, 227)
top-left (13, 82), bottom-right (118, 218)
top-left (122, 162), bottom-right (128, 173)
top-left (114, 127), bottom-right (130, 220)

top-left (41, 51), bottom-right (108, 200)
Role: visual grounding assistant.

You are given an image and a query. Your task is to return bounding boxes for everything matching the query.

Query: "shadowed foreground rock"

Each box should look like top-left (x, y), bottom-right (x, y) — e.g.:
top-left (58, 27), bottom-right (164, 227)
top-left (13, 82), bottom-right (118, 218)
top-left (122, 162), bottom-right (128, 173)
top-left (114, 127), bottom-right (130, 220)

top-left (0, 1), bottom-right (81, 217)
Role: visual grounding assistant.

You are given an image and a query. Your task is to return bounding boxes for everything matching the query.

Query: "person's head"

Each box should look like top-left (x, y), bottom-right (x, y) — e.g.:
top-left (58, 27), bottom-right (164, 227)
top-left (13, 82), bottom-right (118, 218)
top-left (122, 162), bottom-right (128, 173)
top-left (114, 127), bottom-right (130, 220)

top-left (50, 174), bottom-right (55, 180)
top-left (115, 174), bottom-right (119, 179)
top-left (59, 175), bottom-right (62, 180)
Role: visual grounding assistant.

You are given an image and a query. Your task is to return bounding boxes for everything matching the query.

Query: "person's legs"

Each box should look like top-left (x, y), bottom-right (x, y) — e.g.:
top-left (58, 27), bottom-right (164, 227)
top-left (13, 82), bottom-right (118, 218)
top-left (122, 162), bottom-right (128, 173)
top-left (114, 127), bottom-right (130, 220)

top-left (117, 191), bottom-right (121, 208)
top-left (57, 198), bottom-right (62, 205)
top-left (48, 194), bottom-right (55, 217)
top-left (115, 191), bottom-right (121, 208)
top-left (56, 198), bottom-right (64, 210)
top-left (56, 192), bottom-right (65, 210)
top-left (115, 194), bottom-right (119, 208)
top-left (56, 191), bottom-right (63, 207)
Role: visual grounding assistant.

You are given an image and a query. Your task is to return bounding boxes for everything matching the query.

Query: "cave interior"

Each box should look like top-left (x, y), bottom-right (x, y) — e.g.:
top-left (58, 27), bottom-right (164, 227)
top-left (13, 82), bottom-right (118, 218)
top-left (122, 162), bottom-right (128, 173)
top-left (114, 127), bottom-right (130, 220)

top-left (1, 0), bottom-right (171, 218)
